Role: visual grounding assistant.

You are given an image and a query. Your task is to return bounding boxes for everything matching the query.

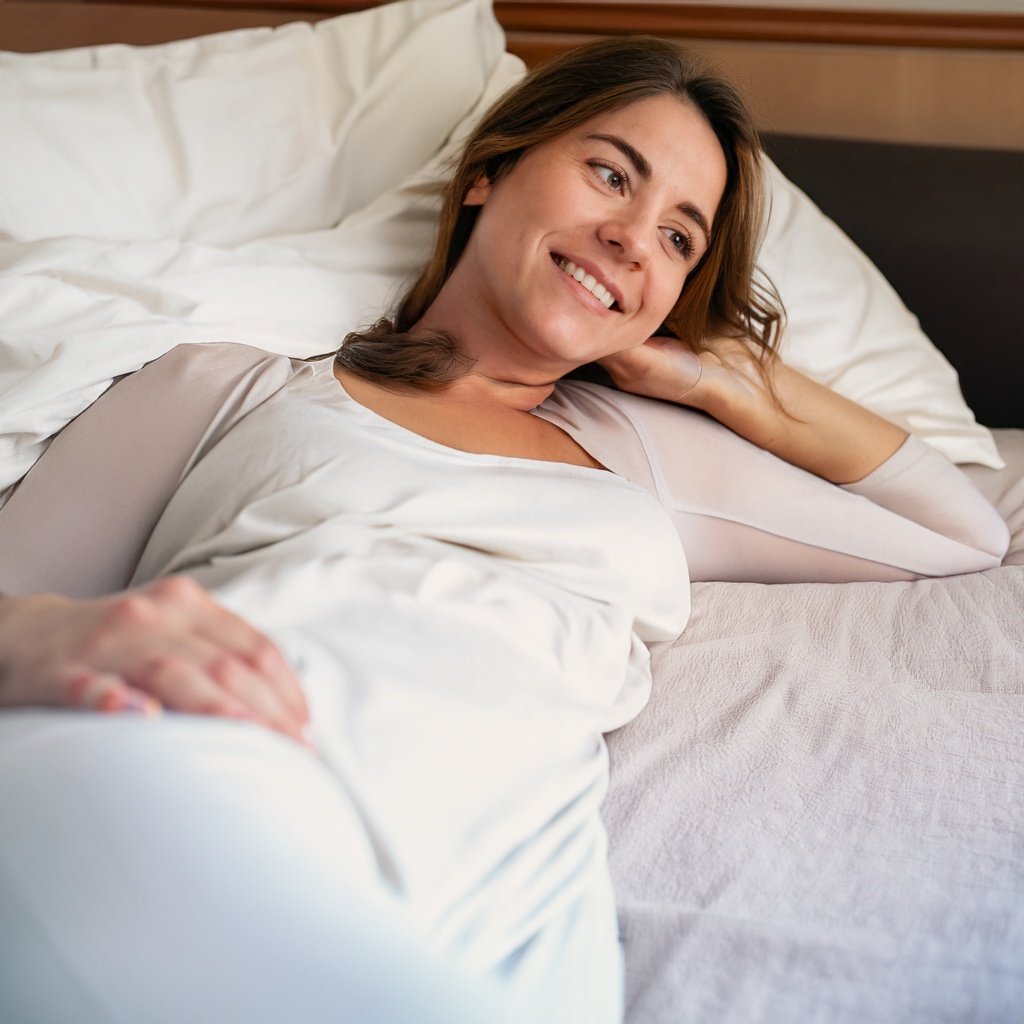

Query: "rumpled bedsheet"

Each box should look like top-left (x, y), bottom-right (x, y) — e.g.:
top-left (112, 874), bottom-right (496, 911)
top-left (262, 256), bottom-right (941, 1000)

top-left (606, 566), bottom-right (1024, 1023)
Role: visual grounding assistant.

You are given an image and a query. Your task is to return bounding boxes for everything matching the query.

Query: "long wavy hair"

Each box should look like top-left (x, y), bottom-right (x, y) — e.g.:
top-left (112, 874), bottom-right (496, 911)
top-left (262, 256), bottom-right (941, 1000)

top-left (336, 36), bottom-right (782, 391)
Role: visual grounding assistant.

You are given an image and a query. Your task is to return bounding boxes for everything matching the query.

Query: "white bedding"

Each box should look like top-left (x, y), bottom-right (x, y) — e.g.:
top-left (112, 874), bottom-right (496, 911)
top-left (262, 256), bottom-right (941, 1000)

top-left (606, 563), bottom-right (1024, 1023)
top-left (0, 42), bottom-right (529, 504)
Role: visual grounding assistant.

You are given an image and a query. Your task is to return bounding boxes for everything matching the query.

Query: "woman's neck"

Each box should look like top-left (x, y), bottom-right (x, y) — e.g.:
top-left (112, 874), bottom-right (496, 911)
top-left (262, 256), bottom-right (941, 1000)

top-left (446, 372), bottom-right (556, 412)
top-left (412, 274), bottom-right (571, 406)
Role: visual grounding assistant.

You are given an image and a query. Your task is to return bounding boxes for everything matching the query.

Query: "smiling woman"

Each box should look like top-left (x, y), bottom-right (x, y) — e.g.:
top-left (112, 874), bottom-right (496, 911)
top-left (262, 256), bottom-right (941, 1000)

top-left (336, 37), bottom-right (780, 396)
top-left (432, 95), bottom-right (726, 379)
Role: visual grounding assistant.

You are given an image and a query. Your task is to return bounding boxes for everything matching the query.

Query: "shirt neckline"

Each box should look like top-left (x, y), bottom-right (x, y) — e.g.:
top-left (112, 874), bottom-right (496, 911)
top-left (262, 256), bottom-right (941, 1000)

top-left (313, 356), bottom-right (640, 487)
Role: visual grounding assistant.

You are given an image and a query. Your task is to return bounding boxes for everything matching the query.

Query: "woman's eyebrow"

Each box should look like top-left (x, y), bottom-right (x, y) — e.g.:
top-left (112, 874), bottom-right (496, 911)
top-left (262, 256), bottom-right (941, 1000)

top-left (586, 131), bottom-right (711, 245)
top-left (587, 132), bottom-right (652, 181)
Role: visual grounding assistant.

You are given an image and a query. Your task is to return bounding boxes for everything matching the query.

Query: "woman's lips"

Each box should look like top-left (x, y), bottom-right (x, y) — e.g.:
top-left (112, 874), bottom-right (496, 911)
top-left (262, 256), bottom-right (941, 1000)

top-left (551, 254), bottom-right (621, 311)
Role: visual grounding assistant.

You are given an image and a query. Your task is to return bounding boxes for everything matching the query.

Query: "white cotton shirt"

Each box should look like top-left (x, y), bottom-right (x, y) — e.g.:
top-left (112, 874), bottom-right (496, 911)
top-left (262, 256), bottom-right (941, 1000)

top-left (126, 347), bottom-right (691, 1021)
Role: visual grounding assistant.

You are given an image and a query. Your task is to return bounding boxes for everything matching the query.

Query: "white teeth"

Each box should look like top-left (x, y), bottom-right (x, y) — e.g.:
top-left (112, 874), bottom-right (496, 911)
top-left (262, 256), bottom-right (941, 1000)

top-left (556, 257), bottom-right (616, 309)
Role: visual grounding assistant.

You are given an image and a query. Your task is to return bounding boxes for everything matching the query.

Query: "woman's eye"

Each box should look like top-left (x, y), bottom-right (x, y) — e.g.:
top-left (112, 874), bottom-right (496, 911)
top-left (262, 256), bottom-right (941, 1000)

top-left (666, 229), bottom-right (695, 259)
top-left (590, 162), bottom-right (627, 193)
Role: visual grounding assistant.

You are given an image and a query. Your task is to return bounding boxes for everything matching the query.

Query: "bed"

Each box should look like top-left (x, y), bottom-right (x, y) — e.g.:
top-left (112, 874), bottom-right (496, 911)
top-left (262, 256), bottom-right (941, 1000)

top-left (1, 0), bottom-right (1022, 1020)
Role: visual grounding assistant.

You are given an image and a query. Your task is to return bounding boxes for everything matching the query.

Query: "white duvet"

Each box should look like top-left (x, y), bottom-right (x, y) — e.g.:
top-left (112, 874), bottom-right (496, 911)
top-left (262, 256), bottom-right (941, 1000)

top-left (0, 223), bottom-right (425, 501)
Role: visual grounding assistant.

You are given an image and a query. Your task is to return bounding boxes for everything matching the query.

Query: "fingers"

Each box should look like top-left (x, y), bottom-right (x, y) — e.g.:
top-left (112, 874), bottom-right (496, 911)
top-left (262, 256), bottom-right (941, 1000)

top-left (80, 577), bottom-right (311, 745)
top-left (597, 337), bottom-right (704, 406)
top-left (151, 578), bottom-right (311, 740)
top-left (647, 338), bottom-right (704, 402)
top-left (64, 667), bottom-right (163, 717)
top-left (121, 652), bottom-right (269, 726)
top-left (171, 582), bottom-right (309, 725)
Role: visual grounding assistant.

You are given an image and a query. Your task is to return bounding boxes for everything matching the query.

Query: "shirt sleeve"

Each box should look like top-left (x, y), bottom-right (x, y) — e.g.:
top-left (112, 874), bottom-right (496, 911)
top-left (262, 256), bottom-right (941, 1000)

top-left (0, 343), bottom-right (296, 599)
top-left (841, 433), bottom-right (1010, 560)
top-left (539, 381), bottom-right (1010, 583)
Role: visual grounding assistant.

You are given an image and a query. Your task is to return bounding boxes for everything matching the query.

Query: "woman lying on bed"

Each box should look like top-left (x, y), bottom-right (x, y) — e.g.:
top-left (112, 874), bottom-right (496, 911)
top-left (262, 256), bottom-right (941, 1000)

top-left (0, 36), bottom-right (1009, 1024)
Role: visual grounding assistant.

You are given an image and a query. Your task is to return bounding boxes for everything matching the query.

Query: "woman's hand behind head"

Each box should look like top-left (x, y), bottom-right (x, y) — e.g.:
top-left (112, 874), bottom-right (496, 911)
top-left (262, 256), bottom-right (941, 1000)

top-left (598, 336), bottom-right (705, 405)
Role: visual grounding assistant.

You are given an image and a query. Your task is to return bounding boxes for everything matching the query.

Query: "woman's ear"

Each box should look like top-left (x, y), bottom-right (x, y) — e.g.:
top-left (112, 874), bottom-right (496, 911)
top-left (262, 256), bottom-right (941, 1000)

top-left (463, 176), bottom-right (492, 207)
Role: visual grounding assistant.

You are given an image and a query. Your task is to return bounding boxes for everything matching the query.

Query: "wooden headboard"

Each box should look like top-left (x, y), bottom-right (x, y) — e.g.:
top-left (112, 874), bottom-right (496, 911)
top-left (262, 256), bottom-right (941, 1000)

top-left (2, 0), bottom-right (1022, 426)
top-left (4, 1), bottom-right (1023, 149)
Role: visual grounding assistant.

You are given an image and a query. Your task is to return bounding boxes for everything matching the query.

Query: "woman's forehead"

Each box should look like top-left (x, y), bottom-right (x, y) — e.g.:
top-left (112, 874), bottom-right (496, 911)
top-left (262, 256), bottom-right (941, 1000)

top-left (574, 94), bottom-right (698, 136)
top-left (563, 95), bottom-right (726, 197)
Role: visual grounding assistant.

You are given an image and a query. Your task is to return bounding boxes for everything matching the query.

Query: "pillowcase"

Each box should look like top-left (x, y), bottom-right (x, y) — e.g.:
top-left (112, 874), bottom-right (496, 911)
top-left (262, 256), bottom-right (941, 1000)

top-left (0, 47), bottom-right (527, 506)
top-left (757, 158), bottom-right (1003, 468)
top-left (0, 1), bottom-right (1001, 479)
top-left (0, 0), bottom-right (505, 245)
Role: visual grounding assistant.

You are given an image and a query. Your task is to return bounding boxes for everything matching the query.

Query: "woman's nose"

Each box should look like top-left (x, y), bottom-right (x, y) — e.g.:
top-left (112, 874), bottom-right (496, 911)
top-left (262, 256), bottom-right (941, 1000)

top-left (598, 214), bottom-right (651, 266)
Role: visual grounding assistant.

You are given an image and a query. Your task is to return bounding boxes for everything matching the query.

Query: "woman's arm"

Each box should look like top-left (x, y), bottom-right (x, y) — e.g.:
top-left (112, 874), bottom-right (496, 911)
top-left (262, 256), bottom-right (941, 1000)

top-left (600, 335), bottom-right (906, 484)
top-left (0, 577), bottom-right (310, 745)
top-left (590, 336), bottom-right (1008, 579)
top-left (0, 342), bottom-right (311, 742)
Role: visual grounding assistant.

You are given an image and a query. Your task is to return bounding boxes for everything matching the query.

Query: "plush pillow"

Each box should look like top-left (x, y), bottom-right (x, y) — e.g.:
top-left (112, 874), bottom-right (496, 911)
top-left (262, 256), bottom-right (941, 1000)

top-left (0, 0), bottom-right (505, 245)
top-left (757, 158), bottom-right (1003, 468)
top-left (0, 5), bottom-right (1002, 484)
top-left (0, 50), bottom-right (527, 506)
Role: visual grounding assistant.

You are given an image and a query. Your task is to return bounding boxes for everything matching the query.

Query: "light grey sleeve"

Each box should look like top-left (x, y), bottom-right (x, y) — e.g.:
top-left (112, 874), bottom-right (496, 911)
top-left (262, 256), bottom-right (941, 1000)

top-left (0, 343), bottom-right (296, 599)
top-left (540, 381), bottom-right (1010, 583)
top-left (841, 433), bottom-right (1010, 560)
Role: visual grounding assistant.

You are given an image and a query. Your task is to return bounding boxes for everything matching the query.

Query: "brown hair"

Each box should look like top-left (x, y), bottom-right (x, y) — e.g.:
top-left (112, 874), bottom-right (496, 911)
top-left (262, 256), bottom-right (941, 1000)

top-left (336, 36), bottom-right (781, 391)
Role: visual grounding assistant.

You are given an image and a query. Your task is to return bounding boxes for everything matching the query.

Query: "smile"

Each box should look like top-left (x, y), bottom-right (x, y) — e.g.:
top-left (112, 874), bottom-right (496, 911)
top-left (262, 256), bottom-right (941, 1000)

top-left (552, 255), bottom-right (620, 311)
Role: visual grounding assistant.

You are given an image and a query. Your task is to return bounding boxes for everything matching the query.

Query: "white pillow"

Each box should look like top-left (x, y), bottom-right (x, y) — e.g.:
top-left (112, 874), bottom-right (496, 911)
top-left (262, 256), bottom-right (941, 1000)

top-left (758, 157), bottom-right (1003, 468)
top-left (0, 52), bottom-right (528, 506)
top-left (0, 0), bottom-right (505, 245)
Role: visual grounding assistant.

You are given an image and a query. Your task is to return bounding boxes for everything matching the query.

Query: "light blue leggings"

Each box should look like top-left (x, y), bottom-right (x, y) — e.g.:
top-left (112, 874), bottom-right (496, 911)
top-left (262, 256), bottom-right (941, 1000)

top-left (0, 711), bottom-right (523, 1024)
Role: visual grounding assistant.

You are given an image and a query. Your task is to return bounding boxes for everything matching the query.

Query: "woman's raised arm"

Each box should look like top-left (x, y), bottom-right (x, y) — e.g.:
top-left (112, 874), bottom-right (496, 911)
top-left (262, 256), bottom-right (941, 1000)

top-left (601, 335), bottom-right (907, 484)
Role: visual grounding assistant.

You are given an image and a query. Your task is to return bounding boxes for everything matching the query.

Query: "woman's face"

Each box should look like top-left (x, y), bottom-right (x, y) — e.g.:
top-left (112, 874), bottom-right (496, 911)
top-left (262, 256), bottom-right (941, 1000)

top-left (450, 93), bottom-right (728, 379)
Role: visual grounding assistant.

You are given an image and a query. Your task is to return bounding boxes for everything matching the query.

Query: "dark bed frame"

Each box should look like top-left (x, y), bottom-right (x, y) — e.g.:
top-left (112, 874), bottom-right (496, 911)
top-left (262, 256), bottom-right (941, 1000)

top-left (2, 0), bottom-right (1021, 427)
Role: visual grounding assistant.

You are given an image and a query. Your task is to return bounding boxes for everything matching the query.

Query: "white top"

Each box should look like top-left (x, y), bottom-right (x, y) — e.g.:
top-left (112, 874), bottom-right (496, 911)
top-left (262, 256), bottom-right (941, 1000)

top-left (0, 341), bottom-right (1008, 599)
top-left (125, 345), bottom-right (688, 1019)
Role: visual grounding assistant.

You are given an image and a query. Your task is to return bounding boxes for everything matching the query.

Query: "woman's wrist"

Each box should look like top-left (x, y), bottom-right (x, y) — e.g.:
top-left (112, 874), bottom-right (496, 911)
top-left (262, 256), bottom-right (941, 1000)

top-left (597, 338), bottom-right (704, 406)
top-left (0, 593), bottom-right (68, 705)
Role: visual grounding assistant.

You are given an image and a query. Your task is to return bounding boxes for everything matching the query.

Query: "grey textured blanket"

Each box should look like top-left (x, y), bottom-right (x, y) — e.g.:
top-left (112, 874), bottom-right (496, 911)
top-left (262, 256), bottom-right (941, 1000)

top-left (606, 566), bottom-right (1024, 1023)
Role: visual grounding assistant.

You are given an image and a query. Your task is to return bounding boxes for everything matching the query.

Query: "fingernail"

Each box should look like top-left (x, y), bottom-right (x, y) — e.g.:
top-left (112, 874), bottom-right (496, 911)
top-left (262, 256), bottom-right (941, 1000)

top-left (118, 691), bottom-right (163, 718)
top-left (224, 704), bottom-right (259, 722)
top-left (300, 723), bottom-right (318, 750)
